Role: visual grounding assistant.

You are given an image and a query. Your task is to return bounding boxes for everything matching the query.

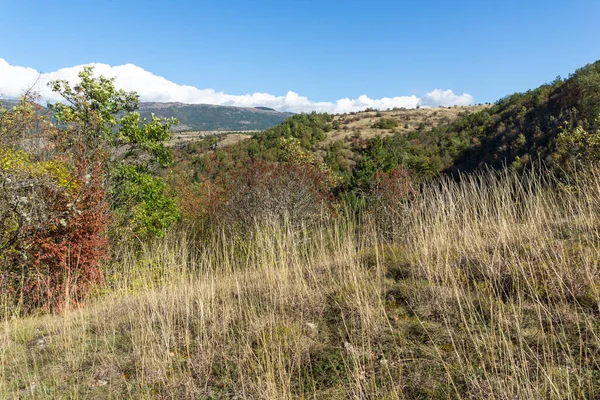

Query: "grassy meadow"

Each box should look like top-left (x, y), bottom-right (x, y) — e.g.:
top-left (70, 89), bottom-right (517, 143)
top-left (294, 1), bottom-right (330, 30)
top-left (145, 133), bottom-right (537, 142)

top-left (2, 168), bottom-right (600, 399)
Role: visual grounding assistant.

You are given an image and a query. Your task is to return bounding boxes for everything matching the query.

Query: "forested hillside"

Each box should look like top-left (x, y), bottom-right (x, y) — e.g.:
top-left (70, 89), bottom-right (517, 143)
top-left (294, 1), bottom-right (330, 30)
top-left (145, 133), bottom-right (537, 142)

top-left (447, 60), bottom-right (600, 172)
top-left (138, 102), bottom-right (294, 131)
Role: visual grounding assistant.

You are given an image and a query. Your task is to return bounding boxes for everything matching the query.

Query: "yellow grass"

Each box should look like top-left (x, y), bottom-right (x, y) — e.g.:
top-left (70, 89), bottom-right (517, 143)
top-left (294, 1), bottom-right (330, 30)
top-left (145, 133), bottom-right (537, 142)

top-left (324, 105), bottom-right (490, 145)
top-left (167, 131), bottom-right (255, 147)
top-left (167, 106), bottom-right (488, 152)
top-left (1, 168), bottom-right (599, 399)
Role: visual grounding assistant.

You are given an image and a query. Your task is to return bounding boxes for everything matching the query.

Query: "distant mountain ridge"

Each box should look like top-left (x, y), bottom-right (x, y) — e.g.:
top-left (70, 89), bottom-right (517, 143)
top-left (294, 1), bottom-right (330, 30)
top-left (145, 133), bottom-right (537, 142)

top-left (137, 102), bottom-right (294, 132)
top-left (0, 99), bottom-right (294, 132)
top-left (0, 99), bottom-right (20, 109)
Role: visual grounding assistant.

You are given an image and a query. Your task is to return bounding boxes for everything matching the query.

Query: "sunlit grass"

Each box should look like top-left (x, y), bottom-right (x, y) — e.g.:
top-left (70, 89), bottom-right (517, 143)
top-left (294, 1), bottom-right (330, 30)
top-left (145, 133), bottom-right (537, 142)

top-left (1, 168), bottom-right (600, 398)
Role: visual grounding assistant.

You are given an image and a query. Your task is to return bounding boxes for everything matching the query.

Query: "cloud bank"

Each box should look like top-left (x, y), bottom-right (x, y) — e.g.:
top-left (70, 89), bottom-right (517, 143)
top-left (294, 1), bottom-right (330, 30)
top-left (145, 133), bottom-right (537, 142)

top-left (0, 58), bottom-right (474, 113)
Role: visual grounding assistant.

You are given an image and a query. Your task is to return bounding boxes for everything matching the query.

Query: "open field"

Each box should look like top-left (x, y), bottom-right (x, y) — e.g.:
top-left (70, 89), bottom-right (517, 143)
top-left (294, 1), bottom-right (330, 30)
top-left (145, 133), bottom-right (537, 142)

top-left (2, 169), bottom-right (599, 399)
top-left (168, 131), bottom-right (257, 147)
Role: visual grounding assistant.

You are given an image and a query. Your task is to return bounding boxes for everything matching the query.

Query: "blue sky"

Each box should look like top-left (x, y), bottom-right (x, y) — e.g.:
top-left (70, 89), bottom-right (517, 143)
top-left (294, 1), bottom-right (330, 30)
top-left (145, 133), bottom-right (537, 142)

top-left (1, 0), bottom-right (599, 112)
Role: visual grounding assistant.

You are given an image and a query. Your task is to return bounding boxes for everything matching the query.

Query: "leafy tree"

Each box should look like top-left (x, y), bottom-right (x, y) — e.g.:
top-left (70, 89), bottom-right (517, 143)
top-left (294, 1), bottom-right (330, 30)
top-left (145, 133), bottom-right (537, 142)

top-left (49, 67), bottom-right (180, 239)
top-left (372, 118), bottom-right (399, 129)
top-left (554, 118), bottom-right (600, 167)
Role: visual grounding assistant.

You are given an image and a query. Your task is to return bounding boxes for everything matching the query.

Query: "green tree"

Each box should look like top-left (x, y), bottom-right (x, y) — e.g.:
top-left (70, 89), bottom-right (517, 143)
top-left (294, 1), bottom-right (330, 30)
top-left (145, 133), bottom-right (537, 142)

top-left (555, 118), bottom-right (600, 166)
top-left (49, 67), bottom-right (180, 239)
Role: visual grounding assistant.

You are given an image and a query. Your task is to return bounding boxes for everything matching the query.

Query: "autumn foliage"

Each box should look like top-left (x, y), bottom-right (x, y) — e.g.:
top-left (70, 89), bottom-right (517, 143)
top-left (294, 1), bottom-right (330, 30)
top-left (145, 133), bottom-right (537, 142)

top-left (220, 161), bottom-right (333, 229)
top-left (173, 159), bottom-right (334, 233)
top-left (1, 68), bottom-right (177, 313)
top-left (0, 98), bottom-right (110, 312)
top-left (23, 159), bottom-right (109, 311)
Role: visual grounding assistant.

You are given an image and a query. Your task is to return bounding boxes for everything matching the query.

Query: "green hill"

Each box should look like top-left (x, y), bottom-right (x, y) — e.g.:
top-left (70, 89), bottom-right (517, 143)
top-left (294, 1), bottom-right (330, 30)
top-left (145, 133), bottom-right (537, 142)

top-left (446, 60), bottom-right (600, 173)
top-left (346, 59), bottom-right (600, 184)
top-left (170, 60), bottom-right (600, 203)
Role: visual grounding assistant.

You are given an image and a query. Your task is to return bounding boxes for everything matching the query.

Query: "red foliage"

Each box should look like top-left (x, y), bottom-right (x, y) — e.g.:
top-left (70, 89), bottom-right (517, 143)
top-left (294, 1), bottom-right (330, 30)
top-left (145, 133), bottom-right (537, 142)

top-left (0, 97), bottom-right (111, 313)
top-left (173, 160), bottom-right (335, 231)
top-left (20, 159), bottom-right (109, 312)
top-left (371, 167), bottom-right (416, 204)
top-left (173, 175), bottom-right (225, 224)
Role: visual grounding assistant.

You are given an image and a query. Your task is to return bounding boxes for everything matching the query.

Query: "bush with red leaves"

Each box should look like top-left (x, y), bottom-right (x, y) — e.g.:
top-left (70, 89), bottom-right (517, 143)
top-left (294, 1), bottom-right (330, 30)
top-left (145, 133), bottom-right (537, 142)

top-left (2, 159), bottom-right (109, 313)
top-left (1, 97), bottom-right (110, 313)
top-left (172, 174), bottom-right (225, 227)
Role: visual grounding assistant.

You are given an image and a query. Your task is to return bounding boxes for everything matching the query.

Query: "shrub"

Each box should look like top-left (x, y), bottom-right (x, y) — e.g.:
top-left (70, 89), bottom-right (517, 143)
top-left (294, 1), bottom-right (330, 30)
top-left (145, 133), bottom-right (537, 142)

top-left (372, 118), bottom-right (399, 130)
top-left (0, 142), bottom-right (109, 312)
top-left (217, 161), bottom-right (333, 231)
top-left (368, 167), bottom-right (416, 240)
top-left (554, 118), bottom-right (600, 168)
top-left (0, 68), bottom-right (180, 312)
top-left (49, 67), bottom-right (180, 240)
top-left (22, 159), bottom-right (109, 311)
top-left (111, 165), bottom-right (180, 239)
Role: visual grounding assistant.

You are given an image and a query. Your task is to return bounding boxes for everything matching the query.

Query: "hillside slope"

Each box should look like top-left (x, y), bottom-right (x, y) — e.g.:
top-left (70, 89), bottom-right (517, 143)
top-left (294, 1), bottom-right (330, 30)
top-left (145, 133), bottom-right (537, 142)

top-left (446, 60), bottom-right (600, 172)
top-left (170, 60), bottom-right (600, 207)
top-left (170, 105), bottom-right (487, 185)
top-left (0, 99), bottom-right (19, 109)
top-left (138, 102), bottom-right (294, 132)
top-left (3, 170), bottom-right (600, 399)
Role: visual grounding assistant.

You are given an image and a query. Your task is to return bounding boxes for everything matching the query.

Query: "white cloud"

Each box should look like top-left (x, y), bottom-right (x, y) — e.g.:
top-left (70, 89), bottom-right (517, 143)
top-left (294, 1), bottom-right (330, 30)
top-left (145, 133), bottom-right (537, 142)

top-left (418, 89), bottom-right (474, 108)
top-left (0, 58), bottom-right (474, 113)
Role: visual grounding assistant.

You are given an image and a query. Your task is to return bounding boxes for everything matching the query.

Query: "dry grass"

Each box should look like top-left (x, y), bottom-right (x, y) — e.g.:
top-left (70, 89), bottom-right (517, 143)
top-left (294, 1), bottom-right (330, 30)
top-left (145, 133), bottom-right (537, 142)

top-left (1, 168), bottom-right (600, 399)
top-left (167, 106), bottom-right (488, 151)
top-left (323, 105), bottom-right (489, 145)
top-left (168, 131), bottom-right (256, 147)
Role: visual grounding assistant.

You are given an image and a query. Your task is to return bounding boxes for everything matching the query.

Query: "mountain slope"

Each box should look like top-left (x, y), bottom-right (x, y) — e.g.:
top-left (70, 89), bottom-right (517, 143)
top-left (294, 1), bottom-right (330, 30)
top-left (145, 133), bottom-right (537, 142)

top-left (169, 59), bottom-right (600, 200)
top-left (0, 99), bottom-right (21, 109)
top-left (138, 102), bottom-right (294, 132)
top-left (1, 100), bottom-right (294, 132)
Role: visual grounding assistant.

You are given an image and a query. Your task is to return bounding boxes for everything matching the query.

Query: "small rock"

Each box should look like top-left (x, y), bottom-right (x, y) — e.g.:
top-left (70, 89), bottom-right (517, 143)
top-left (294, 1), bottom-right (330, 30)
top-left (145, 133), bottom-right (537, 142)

top-left (20, 382), bottom-right (36, 394)
top-left (344, 341), bottom-right (355, 353)
top-left (91, 379), bottom-right (108, 387)
top-left (36, 337), bottom-right (46, 348)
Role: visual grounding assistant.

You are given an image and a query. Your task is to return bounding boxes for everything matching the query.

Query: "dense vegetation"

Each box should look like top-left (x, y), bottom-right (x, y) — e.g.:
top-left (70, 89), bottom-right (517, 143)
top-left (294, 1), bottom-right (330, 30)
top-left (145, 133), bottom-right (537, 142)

top-left (170, 61), bottom-right (600, 224)
top-left (0, 68), bottom-right (179, 311)
top-left (445, 63), bottom-right (600, 173)
top-left (2, 60), bottom-right (600, 398)
top-left (342, 61), bottom-right (600, 187)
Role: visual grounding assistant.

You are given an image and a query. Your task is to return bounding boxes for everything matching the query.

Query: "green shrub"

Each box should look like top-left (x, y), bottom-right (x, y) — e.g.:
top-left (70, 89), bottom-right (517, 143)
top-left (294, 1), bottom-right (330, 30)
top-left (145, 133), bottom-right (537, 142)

top-left (372, 118), bottom-right (399, 129)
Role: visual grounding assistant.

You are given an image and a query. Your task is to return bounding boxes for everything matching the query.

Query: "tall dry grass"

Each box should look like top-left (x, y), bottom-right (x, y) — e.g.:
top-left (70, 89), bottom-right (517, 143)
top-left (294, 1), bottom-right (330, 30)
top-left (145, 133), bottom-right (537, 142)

top-left (1, 168), bottom-right (599, 399)
top-left (397, 168), bottom-right (600, 398)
